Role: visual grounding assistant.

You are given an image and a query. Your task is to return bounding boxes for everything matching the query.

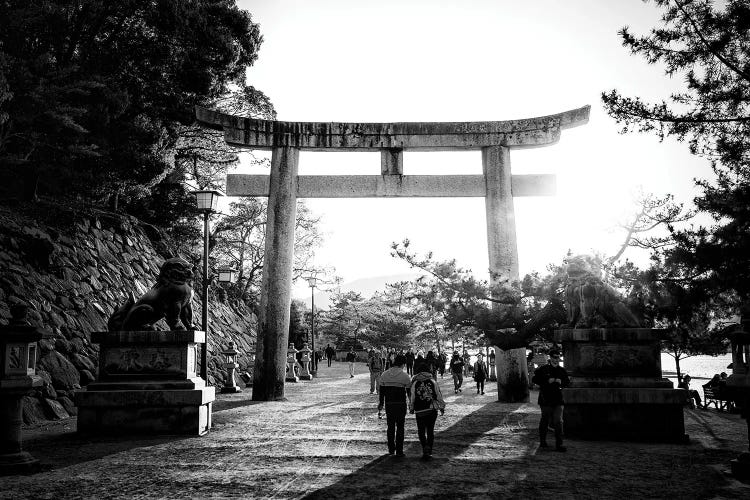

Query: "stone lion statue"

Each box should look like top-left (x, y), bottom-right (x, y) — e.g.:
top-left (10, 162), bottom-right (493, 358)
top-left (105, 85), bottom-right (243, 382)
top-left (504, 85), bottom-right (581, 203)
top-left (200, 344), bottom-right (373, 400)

top-left (107, 257), bottom-right (195, 331)
top-left (564, 254), bottom-right (641, 329)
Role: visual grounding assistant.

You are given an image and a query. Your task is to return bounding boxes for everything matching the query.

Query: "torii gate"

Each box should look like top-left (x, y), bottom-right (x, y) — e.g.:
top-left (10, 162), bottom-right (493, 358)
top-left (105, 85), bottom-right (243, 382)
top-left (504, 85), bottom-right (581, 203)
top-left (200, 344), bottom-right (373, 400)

top-left (196, 105), bottom-right (590, 402)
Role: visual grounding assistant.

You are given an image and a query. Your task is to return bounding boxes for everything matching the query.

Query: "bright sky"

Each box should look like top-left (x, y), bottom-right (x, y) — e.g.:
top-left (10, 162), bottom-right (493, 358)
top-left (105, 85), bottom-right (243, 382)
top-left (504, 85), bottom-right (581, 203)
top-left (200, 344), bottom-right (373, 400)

top-left (233, 0), bottom-right (713, 300)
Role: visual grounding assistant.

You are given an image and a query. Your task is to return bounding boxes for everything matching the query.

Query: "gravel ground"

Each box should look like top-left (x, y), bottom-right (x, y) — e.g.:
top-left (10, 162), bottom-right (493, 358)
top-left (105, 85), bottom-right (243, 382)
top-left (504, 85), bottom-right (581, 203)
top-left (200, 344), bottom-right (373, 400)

top-left (2, 362), bottom-right (749, 499)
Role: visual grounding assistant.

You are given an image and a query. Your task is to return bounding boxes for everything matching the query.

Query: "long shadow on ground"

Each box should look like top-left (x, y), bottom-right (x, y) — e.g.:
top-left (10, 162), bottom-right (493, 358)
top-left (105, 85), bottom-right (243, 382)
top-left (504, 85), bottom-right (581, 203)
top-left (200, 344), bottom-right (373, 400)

top-left (302, 401), bottom-right (538, 499)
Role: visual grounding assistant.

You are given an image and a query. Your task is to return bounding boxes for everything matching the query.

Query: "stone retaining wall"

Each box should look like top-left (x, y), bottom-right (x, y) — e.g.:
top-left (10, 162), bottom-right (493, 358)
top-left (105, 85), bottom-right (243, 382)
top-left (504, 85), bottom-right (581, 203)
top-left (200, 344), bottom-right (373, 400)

top-left (0, 203), bottom-right (256, 425)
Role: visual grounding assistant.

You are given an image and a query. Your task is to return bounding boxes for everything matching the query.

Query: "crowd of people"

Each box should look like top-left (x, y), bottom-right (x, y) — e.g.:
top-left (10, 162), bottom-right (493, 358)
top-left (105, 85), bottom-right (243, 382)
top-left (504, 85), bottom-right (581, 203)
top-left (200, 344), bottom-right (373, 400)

top-left (317, 343), bottom-right (571, 457)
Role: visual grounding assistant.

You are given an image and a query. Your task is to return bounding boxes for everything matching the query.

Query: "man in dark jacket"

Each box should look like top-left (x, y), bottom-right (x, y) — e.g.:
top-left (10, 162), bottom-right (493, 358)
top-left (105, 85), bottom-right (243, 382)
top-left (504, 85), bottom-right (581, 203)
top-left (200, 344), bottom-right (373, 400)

top-left (531, 350), bottom-right (570, 452)
top-left (405, 348), bottom-right (415, 375)
top-left (378, 354), bottom-right (411, 456)
top-left (325, 344), bottom-right (335, 367)
top-left (449, 352), bottom-right (464, 393)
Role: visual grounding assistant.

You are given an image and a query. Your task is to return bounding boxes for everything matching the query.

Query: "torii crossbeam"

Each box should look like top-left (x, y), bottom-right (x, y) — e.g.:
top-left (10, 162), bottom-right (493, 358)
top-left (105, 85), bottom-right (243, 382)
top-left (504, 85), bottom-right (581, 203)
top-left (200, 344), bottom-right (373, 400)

top-left (196, 105), bottom-right (590, 402)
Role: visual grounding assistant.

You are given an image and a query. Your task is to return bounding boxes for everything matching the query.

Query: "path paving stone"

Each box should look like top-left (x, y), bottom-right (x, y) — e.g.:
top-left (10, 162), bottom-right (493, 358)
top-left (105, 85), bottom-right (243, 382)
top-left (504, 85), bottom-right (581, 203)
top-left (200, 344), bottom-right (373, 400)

top-left (2, 362), bottom-right (750, 499)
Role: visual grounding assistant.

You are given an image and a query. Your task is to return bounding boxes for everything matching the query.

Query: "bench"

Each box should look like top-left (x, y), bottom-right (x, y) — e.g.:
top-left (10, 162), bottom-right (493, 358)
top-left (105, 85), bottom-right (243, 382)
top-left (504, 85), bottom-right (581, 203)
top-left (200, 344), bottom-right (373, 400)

top-left (702, 386), bottom-right (734, 411)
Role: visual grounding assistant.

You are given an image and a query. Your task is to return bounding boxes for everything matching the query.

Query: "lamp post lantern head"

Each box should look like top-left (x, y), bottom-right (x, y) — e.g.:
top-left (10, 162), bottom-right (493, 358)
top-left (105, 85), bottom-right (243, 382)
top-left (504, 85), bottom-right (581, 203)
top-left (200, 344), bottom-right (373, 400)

top-left (193, 189), bottom-right (222, 213)
top-left (217, 267), bottom-right (237, 284)
top-left (306, 276), bottom-right (318, 288)
top-left (221, 342), bottom-right (238, 365)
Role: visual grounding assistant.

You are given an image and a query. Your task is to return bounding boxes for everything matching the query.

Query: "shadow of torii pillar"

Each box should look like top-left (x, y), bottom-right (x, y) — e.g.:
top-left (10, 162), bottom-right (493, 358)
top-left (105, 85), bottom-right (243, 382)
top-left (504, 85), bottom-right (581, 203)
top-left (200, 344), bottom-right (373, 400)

top-left (195, 105), bottom-right (590, 402)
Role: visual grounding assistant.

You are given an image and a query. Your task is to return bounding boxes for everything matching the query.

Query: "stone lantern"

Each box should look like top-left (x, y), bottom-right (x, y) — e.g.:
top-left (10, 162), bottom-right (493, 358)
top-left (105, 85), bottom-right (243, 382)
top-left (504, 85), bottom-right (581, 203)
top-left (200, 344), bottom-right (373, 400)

top-left (220, 342), bottom-right (242, 394)
top-left (725, 318), bottom-right (750, 479)
top-left (0, 304), bottom-right (45, 475)
top-left (286, 343), bottom-right (299, 383)
top-left (298, 343), bottom-right (313, 381)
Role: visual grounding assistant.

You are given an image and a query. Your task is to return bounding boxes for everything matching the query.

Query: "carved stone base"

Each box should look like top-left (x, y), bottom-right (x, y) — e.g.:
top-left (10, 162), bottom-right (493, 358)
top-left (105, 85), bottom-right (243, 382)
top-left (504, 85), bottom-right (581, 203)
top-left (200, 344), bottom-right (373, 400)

top-left (77, 387), bottom-right (214, 436)
top-left (77, 330), bottom-right (215, 436)
top-left (562, 388), bottom-right (687, 442)
top-left (554, 328), bottom-right (687, 442)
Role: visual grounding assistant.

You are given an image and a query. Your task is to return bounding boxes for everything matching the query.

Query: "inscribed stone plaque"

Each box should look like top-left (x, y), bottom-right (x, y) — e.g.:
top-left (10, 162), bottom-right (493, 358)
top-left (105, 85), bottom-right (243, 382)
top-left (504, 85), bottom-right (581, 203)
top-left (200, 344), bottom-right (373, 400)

top-left (102, 346), bottom-right (185, 377)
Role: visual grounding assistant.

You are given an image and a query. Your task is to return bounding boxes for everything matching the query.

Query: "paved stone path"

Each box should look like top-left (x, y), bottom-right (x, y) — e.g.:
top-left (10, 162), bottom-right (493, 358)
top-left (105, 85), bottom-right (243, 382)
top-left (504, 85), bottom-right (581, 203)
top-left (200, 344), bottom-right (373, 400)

top-left (2, 362), bottom-right (750, 499)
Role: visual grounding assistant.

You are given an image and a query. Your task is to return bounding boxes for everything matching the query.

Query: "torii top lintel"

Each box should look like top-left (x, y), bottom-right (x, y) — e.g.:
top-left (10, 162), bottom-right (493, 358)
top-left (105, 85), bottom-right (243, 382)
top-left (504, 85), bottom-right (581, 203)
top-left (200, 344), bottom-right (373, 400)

top-left (195, 105), bottom-right (590, 151)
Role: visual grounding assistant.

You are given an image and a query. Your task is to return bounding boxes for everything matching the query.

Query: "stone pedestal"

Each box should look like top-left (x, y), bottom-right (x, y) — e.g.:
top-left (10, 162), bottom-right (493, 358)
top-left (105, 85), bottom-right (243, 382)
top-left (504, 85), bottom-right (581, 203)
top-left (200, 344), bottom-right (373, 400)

top-left (298, 344), bottom-right (312, 381)
top-left (725, 328), bottom-right (750, 478)
top-left (553, 328), bottom-right (687, 442)
top-left (77, 330), bottom-right (215, 436)
top-left (220, 361), bottom-right (242, 394)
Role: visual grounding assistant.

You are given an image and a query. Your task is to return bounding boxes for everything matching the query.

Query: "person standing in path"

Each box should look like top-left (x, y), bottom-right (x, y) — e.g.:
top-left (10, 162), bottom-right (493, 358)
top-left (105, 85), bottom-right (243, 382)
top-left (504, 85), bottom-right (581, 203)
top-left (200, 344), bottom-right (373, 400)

top-left (449, 351), bottom-right (464, 394)
top-left (531, 350), bottom-right (570, 452)
top-left (462, 350), bottom-right (471, 377)
top-left (325, 344), bottom-right (335, 367)
top-left (426, 350), bottom-right (438, 380)
top-left (378, 354), bottom-right (412, 456)
top-left (405, 348), bottom-right (415, 376)
top-left (368, 349), bottom-right (384, 394)
top-left (473, 352), bottom-right (488, 395)
top-left (409, 361), bottom-right (446, 459)
top-left (346, 347), bottom-right (356, 378)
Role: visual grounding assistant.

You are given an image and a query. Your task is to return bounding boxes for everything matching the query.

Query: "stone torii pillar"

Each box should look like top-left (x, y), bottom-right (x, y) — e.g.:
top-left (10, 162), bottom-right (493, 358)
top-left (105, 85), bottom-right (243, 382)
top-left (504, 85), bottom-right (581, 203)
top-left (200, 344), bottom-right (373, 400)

top-left (196, 105), bottom-right (589, 401)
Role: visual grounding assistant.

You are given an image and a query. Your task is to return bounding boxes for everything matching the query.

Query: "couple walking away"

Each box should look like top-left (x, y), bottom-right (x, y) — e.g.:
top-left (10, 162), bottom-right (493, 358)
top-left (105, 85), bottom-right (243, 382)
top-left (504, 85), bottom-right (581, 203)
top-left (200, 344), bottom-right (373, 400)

top-left (378, 356), bottom-right (446, 459)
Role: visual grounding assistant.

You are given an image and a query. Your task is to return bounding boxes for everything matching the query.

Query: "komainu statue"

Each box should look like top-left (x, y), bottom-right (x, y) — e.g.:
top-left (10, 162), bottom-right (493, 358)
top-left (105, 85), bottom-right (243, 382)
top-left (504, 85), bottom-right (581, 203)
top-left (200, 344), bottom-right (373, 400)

top-left (564, 254), bottom-right (641, 329)
top-left (108, 257), bottom-right (195, 331)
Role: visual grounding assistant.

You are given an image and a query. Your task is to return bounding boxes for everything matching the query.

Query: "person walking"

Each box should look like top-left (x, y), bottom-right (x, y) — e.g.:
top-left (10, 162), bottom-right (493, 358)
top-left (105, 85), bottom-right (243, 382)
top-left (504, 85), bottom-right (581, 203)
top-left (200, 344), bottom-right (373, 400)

top-left (426, 350), bottom-right (438, 380)
top-left (325, 344), bottom-right (335, 367)
top-left (449, 351), bottom-right (464, 394)
top-left (409, 361), bottom-right (446, 459)
top-left (473, 352), bottom-right (488, 395)
top-left (438, 351), bottom-right (447, 378)
top-left (377, 354), bottom-right (412, 457)
top-left (405, 348), bottom-right (415, 376)
top-left (462, 350), bottom-right (471, 377)
top-left (531, 350), bottom-right (570, 452)
top-left (346, 347), bottom-right (356, 378)
top-left (368, 349), bottom-right (384, 394)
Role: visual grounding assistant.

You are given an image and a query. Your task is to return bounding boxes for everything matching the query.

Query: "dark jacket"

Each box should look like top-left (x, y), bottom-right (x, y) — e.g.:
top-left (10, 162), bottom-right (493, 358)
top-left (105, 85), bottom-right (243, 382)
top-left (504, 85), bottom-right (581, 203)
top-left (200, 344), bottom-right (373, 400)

top-left (449, 356), bottom-right (464, 374)
top-left (405, 351), bottom-right (415, 365)
top-left (346, 351), bottom-right (356, 362)
top-left (474, 360), bottom-right (488, 382)
top-left (378, 366), bottom-right (411, 409)
top-left (409, 372), bottom-right (446, 416)
top-left (532, 364), bottom-right (570, 406)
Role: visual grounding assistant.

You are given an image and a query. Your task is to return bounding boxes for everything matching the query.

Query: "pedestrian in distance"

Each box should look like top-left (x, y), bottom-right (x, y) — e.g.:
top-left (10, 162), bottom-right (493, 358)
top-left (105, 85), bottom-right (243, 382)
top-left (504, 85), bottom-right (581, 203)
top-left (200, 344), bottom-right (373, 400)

top-left (438, 351), bottom-right (447, 378)
top-left (449, 351), bottom-right (464, 393)
top-left (426, 350), bottom-right (438, 380)
top-left (531, 349), bottom-right (570, 452)
top-left (473, 352), bottom-right (488, 395)
top-left (378, 354), bottom-right (412, 457)
top-left (410, 361), bottom-right (446, 459)
top-left (405, 348), bottom-right (415, 376)
top-left (368, 349), bottom-right (384, 394)
top-left (346, 347), bottom-right (356, 378)
top-left (462, 349), bottom-right (471, 377)
top-left (325, 344), bottom-right (335, 367)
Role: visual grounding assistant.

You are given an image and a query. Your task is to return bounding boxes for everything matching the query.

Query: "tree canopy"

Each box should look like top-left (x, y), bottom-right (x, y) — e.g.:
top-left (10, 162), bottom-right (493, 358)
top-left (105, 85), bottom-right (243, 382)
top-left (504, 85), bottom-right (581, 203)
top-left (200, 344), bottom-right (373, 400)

top-left (0, 0), bottom-right (263, 207)
top-left (602, 0), bottom-right (750, 310)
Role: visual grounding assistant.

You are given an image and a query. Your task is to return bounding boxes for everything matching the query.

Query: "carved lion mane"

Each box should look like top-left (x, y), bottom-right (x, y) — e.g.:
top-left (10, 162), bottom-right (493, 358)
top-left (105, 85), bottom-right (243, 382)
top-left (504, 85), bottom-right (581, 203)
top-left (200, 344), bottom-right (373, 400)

top-left (107, 257), bottom-right (195, 331)
top-left (564, 254), bottom-right (640, 329)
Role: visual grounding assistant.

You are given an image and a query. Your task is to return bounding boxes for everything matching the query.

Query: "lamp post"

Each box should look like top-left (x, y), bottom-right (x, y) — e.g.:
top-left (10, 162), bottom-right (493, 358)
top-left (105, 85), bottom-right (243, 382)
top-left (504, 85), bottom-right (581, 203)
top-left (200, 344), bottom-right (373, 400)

top-left (306, 276), bottom-right (318, 375)
top-left (193, 189), bottom-right (221, 382)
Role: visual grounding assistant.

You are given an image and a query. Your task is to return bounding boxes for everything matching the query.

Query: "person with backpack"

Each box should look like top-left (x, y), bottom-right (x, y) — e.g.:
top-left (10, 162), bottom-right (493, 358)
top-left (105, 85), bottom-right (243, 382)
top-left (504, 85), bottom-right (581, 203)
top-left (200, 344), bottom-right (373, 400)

top-left (449, 351), bottom-right (464, 394)
top-left (368, 349), bottom-right (384, 394)
top-left (409, 361), bottom-right (446, 459)
top-left (377, 354), bottom-right (412, 456)
top-left (473, 352), bottom-right (488, 395)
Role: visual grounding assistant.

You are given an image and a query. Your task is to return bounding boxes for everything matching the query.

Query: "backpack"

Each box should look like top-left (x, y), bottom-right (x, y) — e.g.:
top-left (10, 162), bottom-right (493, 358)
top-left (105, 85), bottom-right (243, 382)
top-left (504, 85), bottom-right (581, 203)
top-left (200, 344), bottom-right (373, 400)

top-left (413, 377), bottom-right (438, 413)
